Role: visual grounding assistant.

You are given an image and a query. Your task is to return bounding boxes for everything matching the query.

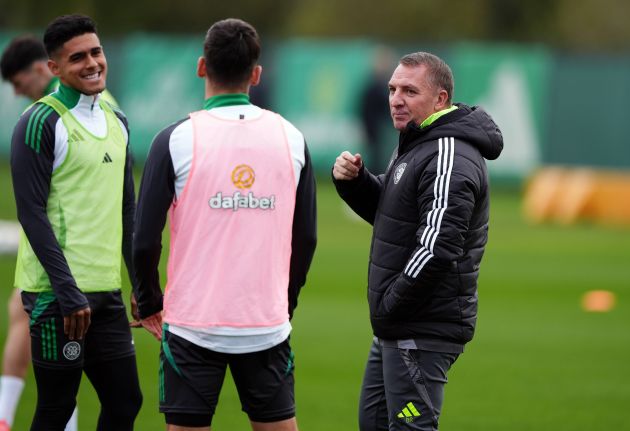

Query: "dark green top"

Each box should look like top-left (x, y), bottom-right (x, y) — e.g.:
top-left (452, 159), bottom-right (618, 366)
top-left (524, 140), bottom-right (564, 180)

top-left (203, 93), bottom-right (251, 110)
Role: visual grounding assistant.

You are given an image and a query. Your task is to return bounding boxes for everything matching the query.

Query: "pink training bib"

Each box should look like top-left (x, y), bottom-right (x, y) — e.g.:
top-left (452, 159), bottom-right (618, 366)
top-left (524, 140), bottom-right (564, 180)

top-left (164, 109), bottom-right (296, 328)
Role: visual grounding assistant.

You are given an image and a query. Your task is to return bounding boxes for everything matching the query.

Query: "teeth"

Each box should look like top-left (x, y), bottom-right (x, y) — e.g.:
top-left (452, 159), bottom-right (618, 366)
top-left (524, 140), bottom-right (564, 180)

top-left (83, 73), bottom-right (99, 80)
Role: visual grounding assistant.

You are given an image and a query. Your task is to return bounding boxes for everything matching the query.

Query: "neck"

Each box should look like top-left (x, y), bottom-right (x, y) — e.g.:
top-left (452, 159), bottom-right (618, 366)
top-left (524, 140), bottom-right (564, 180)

top-left (53, 81), bottom-right (100, 109)
top-left (204, 79), bottom-right (249, 99)
top-left (42, 76), bottom-right (59, 98)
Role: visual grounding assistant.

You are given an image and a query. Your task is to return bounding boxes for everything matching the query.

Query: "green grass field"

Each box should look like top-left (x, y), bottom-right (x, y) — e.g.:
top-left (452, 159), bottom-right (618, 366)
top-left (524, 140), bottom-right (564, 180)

top-left (0, 162), bottom-right (629, 430)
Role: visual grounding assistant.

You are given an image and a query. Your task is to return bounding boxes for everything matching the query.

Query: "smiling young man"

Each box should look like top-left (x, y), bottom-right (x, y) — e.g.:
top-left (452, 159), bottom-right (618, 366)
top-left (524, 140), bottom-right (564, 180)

top-left (9, 15), bottom-right (142, 431)
top-left (333, 52), bottom-right (503, 430)
top-left (0, 35), bottom-right (123, 431)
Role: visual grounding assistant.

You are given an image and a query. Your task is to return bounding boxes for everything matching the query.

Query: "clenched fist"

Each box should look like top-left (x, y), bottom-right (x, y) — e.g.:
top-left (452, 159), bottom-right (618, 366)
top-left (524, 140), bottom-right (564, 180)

top-left (333, 151), bottom-right (363, 181)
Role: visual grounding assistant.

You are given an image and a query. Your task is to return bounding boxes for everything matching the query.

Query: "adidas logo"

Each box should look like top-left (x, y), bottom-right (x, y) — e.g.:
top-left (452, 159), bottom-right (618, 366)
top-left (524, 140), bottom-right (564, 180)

top-left (67, 130), bottom-right (85, 144)
top-left (397, 402), bottom-right (421, 423)
top-left (102, 152), bottom-right (113, 163)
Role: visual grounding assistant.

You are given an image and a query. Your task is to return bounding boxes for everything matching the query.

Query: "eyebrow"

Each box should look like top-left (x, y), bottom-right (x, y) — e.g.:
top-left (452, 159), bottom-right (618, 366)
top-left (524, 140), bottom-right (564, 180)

top-left (68, 52), bottom-right (86, 61)
top-left (68, 46), bottom-right (102, 61)
top-left (389, 83), bottom-right (420, 92)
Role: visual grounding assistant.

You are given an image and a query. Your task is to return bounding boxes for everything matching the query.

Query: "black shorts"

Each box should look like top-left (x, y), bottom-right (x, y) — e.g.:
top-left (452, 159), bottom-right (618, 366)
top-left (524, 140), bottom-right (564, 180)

top-left (159, 327), bottom-right (295, 426)
top-left (22, 290), bottom-right (135, 369)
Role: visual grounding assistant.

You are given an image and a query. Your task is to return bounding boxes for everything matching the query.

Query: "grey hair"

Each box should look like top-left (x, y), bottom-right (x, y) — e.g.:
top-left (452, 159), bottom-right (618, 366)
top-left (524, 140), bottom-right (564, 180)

top-left (399, 52), bottom-right (454, 103)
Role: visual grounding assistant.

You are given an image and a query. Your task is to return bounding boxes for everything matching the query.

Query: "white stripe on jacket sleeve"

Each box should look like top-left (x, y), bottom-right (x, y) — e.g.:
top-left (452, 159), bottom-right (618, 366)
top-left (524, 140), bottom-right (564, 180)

top-left (405, 137), bottom-right (455, 279)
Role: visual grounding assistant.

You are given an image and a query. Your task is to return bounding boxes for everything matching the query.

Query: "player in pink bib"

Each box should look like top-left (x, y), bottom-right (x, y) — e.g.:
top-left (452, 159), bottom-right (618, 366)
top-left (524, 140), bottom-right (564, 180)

top-left (133, 18), bottom-right (316, 431)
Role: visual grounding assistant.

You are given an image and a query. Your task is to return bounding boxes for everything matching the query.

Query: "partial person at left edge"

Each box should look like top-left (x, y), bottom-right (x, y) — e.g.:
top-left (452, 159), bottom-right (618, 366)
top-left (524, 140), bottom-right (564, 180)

top-left (1, 35), bottom-right (61, 101)
top-left (0, 34), bottom-right (119, 431)
top-left (8, 15), bottom-right (142, 431)
top-left (1, 34), bottom-right (118, 107)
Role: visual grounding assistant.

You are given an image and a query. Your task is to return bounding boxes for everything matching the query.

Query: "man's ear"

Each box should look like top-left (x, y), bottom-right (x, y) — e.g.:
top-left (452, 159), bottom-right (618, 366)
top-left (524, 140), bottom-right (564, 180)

top-left (34, 61), bottom-right (48, 75)
top-left (434, 88), bottom-right (449, 111)
top-left (197, 56), bottom-right (206, 78)
top-left (48, 58), bottom-right (60, 77)
top-left (250, 65), bottom-right (262, 86)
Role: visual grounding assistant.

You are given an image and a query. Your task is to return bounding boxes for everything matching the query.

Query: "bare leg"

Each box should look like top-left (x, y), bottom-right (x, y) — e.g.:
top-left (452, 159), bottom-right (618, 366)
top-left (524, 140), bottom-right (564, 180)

top-left (165, 419), bottom-right (298, 431)
top-left (2, 289), bottom-right (30, 378)
top-left (0, 289), bottom-right (30, 426)
top-left (251, 417), bottom-right (298, 431)
top-left (167, 425), bottom-right (210, 431)
top-left (64, 406), bottom-right (78, 431)
top-left (1, 289), bottom-right (80, 431)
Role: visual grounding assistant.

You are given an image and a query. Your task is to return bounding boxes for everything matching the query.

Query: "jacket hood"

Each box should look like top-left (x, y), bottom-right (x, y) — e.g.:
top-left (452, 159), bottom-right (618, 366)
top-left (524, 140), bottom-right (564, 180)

top-left (400, 103), bottom-right (503, 160)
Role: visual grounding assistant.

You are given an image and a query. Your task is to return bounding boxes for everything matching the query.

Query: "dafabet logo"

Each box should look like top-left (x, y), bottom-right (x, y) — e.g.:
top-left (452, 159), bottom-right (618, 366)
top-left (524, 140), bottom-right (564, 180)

top-left (231, 164), bottom-right (255, 189)
top-left (208, 164), bottom-right (276, 211)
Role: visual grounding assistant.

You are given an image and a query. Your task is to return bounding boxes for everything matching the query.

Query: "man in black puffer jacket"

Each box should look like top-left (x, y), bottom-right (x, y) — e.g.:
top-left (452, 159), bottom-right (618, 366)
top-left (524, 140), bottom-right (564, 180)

top-left (333, 52), bottom-right (503, 431)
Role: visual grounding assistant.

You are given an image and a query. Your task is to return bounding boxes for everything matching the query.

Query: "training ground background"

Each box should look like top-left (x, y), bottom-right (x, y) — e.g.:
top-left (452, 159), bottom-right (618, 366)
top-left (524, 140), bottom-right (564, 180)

top-left (0, 163), bottom-right (629, 430)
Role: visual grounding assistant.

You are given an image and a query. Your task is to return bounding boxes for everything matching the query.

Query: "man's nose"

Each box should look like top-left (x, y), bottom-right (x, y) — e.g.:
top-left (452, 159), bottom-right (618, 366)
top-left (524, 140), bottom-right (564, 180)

top-left (390, 91), bottom-right (403, 106)
top-left (86, 55), bottom-right (98, 68)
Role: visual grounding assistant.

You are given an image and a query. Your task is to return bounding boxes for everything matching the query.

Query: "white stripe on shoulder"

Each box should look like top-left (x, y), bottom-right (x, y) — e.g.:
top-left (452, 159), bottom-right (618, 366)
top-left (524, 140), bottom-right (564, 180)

top-left (408, 137), bottom-right (455, 279)
top-left (53, 117), bottom-right (68, 171)
top-left (168, 119), bottom-right (194, 198)
top-left (280, 116), bottom-right (305, 188)
top-left (430, 137), bottom-right (454, 252)
top-left (115, 117), bottom-right (129, 144)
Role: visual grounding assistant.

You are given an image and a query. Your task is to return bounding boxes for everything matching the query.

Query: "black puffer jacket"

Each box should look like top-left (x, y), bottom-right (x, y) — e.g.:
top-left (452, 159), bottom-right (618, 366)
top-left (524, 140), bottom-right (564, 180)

top-left (334, 104), bottom-right (503, 345)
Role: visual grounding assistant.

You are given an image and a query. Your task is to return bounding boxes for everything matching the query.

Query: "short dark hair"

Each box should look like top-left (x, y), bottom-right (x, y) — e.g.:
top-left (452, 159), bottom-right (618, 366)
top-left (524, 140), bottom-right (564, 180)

top-left (43, 14), bottom-right (98, 57)
top-left (400, 52), bottom-right (454, 104)
top-left (0, 35), bottom-right (47, 80)
top-left (203, 18), bottom-right (261, 88)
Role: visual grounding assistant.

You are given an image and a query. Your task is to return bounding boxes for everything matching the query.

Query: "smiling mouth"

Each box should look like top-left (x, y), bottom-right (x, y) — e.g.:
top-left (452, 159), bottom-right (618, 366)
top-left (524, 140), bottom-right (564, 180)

top-left (82, 72), bottom-right (101, 80)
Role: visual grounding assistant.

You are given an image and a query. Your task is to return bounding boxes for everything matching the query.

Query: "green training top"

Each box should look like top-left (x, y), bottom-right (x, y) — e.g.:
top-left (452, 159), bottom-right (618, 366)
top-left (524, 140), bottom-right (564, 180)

top-left (14, 90), bottom-right (127, 293)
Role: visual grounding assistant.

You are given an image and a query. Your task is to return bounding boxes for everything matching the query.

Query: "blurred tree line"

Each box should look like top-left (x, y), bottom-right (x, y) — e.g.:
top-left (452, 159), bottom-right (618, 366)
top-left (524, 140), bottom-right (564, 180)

top-left (1, 0), bottom-right (629, 51)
